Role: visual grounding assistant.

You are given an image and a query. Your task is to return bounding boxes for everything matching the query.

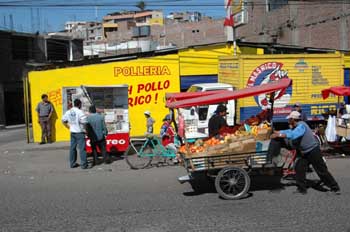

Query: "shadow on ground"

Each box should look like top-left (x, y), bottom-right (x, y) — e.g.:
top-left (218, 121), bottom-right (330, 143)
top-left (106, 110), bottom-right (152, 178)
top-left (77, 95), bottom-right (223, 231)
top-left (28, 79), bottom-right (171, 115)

top-left (182, 172), bottom-right (328, 199)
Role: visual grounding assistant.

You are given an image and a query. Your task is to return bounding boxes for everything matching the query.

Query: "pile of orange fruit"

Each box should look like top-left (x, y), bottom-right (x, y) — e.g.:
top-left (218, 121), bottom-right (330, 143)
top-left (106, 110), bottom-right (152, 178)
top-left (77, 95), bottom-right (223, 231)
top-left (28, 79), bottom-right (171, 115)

top-left (179, 137), bottom-right (224, 154)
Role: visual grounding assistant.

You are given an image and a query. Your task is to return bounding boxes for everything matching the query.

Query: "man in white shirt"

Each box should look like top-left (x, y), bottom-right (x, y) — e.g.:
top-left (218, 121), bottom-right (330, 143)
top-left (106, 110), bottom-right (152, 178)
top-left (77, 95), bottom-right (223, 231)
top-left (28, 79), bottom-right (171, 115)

top-left (62, 99), bottom-right (88, 169)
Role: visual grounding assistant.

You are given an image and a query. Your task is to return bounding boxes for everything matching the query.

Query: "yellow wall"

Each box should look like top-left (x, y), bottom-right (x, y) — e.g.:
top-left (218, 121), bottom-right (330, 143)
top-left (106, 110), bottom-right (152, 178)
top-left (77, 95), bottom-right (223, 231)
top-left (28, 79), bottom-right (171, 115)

top-left (219, 54), bottom-right (344, 120)
top-left (29, 54), bottom-right (180, 142)
top-left (179, 44), bottom-right (233, 76)
top-left (178, 44), bottom-right (262, 76)
top-left (345, 55), bottom-right (350, 68)
top-left (149, 17), bottom-right (164, 25)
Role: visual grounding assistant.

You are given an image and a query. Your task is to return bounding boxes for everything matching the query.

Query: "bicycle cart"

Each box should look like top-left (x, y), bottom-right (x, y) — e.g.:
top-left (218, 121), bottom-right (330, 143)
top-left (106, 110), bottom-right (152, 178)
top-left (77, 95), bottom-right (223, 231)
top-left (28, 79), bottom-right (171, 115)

top-left (124, 135), bottom-right (178, 169)
top-left (166, 78), bottom-right (293, 199)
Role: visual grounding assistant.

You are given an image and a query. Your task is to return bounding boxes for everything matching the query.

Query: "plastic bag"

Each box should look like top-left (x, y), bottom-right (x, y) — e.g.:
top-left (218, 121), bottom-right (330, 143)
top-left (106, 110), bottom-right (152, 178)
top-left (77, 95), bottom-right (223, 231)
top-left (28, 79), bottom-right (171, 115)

top-left (325, 116), bottom-right (337, 142)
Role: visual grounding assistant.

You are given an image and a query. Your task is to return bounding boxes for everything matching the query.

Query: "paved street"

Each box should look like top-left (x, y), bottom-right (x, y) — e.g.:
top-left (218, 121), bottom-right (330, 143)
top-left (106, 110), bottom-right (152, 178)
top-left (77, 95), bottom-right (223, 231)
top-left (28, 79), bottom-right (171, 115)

top-left (0, 128), bottom-right (350, 232)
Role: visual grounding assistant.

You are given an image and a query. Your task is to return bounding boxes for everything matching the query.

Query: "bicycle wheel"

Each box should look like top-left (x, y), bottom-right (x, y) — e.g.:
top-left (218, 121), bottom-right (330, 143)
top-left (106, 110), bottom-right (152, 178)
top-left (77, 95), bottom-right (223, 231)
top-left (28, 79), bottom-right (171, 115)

top-left (124, 141), bottom-right (153, 169)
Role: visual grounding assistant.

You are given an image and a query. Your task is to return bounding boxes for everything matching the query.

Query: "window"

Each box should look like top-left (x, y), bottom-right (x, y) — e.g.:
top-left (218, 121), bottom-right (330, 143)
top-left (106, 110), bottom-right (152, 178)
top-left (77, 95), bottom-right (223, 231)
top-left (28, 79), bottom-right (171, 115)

top-left (198, 106), bottom-right (209, 121)
top-left (267, 0), bottom-right (288, 11)
top-left (187, 86), bottom-right (203, 92)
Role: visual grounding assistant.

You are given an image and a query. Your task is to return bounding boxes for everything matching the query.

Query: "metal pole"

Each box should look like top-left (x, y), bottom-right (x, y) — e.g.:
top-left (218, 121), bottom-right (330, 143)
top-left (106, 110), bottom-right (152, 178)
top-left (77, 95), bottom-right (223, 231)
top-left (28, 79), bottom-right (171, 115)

top-left (233, 25), bottom-right (237, 56)
top-left (23, 73), bottom-right (30, 143)
top-left (269, 92), bottom-right (276, 133)
top-left (337, 96), bottom-right (340, 117)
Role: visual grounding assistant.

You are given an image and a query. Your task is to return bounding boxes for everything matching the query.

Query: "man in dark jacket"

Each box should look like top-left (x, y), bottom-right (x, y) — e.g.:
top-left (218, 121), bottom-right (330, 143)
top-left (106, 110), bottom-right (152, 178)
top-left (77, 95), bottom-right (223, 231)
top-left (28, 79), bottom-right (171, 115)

top-left (208, 104), bottom-right (228, 137)
top-left (86, 105), bottom-right (110, 165)
top-left (269, 111), bottom-right (340, 195)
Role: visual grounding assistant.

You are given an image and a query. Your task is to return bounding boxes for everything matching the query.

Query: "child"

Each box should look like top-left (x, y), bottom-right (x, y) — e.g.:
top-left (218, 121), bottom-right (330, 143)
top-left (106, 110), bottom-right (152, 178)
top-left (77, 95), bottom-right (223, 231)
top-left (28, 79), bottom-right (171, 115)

top-left (144, 110), bottom-right (155, 134)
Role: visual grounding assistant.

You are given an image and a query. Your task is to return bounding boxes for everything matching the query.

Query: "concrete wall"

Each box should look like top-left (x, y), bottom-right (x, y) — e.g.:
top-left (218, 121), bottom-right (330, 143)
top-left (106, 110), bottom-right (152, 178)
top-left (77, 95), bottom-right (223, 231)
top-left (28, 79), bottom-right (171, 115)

top-left (104, 18), bottom-right (226, 49)
top-left (0, 31), bottom-right (13, 125)
top-left (151, 19), bottom-right (226, 48)
top-left (105, 21), bottom-right (134, 44)
top-left (236, 0), bottom-right (350, 50)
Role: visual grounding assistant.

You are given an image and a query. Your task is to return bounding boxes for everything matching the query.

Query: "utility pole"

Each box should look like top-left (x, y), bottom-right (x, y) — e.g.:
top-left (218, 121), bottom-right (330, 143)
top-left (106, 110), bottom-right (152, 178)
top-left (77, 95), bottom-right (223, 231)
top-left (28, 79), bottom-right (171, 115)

top-left (9, 14), bottom-right (14, 31)
top-left (36, 8), bottom-right (40, 33)
top-left (233, 25), bottom-right (236, 56)
top-left (340, 1), bottom-right (348, 50)
top-left (95, 6), bottom-right (98, 21)
top-left (3, 15), bottom-right (6, 29)
top-left (163, 24), bottom-right (166, 47)
top-left (31, 8), bottom-right (35, 33)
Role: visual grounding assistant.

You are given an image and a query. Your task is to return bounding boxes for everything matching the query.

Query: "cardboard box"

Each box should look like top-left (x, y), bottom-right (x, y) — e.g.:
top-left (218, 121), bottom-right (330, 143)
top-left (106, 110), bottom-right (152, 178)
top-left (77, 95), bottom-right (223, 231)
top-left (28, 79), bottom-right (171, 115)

top-left (256, 128), bottom-right (272, 141)
top-left (229, 142), bottom-right (243, 152)
top-left (336, 126), bottom-right (350, 137)
top-left (242, 138), bottom-right (256, 152)
top-left (207, 144), bottom-right (227, 152)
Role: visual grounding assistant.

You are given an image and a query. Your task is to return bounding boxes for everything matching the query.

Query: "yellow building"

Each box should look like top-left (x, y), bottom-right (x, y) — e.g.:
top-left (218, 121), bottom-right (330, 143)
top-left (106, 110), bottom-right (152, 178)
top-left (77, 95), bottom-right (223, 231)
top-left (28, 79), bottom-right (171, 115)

top-left (218, 53), bottom-right (345, 122)
top-left (27, 43), bottom-right (300, 143)
top-left (29, 53), bottom-right (179, 142)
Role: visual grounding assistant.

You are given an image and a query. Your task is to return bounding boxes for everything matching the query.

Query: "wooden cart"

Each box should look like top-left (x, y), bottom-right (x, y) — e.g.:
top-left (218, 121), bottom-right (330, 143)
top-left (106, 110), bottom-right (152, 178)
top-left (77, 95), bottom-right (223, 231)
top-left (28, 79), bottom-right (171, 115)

top-left (167, 78), bottom-right (293, 199)
top-left (180, 149), bottom-right (274, 199)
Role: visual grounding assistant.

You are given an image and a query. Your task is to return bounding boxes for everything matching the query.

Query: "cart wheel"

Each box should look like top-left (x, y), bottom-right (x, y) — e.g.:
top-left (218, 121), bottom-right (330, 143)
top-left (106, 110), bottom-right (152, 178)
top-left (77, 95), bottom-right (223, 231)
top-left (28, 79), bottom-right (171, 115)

top-left (215, 167), bottom-right (250, 200)
top-left (124, 142), bottom-right (153, 169)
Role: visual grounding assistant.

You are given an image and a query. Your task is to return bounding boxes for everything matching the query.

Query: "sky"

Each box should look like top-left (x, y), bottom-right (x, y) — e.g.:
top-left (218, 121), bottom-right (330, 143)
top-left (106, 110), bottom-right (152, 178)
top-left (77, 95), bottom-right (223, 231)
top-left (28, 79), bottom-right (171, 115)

top-left (0, 0), bottom-right (227, 33)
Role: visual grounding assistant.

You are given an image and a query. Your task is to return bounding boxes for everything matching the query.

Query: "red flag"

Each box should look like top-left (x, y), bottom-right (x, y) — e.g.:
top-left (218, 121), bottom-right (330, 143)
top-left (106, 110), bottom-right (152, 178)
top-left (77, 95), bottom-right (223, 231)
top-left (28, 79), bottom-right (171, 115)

top-left (224, 0), bottom-right (234, 27)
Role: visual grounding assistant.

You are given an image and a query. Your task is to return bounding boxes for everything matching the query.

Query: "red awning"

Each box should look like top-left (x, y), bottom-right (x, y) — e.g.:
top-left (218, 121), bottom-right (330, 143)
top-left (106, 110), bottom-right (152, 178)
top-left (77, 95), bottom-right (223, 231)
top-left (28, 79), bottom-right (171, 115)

top-left (165, 90), bottom-right (230, 103)
top-left (166, 78), bottom-right (292, 109)
top-left (321, 86), bottom-right (350, 99)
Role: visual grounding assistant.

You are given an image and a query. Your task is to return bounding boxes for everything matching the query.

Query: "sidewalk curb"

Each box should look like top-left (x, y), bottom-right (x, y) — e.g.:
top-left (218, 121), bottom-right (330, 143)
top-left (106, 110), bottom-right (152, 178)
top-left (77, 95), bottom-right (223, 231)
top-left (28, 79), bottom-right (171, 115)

top-left (24, 145), bottom-right (71, 152)
top-left (0, 141), bottom-right (70, 153)
top-left (1, 146), bottom-right (70, 152)
top-left (0, 124), bottom-right (27, 131)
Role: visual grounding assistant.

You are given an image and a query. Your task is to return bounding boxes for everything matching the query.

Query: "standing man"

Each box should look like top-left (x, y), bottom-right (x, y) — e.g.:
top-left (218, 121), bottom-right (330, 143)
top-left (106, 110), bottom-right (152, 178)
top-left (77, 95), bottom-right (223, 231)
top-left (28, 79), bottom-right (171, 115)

top-left (208, 104), bottom-right (228, 138)
top-left (293, 102), bottom-right (307, 121)
top-left (269, 111), bottom-right (340, 195)
top-left (86, 105), bottom-right (110, 165)
top-left (36, 94), bottom-right (54, 144)
top-left (144, 110), bottom-right (155, 134)
top-left (338, 101), bottom-right (346, 117)
top-left (62, 99), bottom-right (88, 169)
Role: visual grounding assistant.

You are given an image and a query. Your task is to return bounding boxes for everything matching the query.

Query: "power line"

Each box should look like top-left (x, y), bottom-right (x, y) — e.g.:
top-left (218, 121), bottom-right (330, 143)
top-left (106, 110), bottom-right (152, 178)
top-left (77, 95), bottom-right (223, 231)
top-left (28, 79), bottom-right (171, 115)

top-left (1, 1), bottom-right (350, 7)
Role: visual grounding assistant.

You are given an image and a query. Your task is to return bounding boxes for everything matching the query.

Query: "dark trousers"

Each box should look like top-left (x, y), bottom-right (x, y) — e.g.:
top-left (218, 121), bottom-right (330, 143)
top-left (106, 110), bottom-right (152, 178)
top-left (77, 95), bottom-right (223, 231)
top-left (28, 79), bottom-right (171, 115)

top-left (91, 139), bottom-right (109, 164)
top-left (267, 138), bottom-right (291, 162)
top-left (295, 146), bottom-right (339, 190)
top-left (39, 116), bottom-right (51, 143)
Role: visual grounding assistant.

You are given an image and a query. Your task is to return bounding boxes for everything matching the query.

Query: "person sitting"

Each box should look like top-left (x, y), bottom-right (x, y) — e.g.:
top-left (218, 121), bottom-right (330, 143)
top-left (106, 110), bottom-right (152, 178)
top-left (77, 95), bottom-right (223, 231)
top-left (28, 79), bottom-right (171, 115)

top-left (208, 104), bottom-right (228, 138)
top-left (160, 114), bottom-right (177, 152)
